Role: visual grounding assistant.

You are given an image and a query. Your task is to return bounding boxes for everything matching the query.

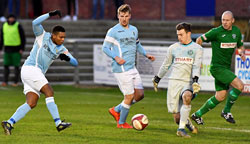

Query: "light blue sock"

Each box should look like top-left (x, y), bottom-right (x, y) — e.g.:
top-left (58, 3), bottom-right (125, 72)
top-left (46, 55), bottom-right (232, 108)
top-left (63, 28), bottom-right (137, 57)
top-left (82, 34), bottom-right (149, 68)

top-left (7, 103), bottom-right (31, 125)
top-left (115, 99), bottom-right (136, 113)
top-left (114, 103), bottom-right (122, 113)
top-left (46, 97), bottom-right (61, 126)
top-left (119, 103), bottom-right (130, 124)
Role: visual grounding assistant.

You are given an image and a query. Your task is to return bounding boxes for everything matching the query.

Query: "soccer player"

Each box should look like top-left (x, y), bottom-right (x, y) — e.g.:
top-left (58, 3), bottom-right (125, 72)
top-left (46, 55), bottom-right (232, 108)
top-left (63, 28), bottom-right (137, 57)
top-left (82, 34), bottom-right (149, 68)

top-left (152, 22), bottom-right (203, 138)
top-left (191, 11), bottom-right (245, 125)
top-left (102, 4), bottom-right (155, 129)
top-left (1, 10), bottom-right (78, 135)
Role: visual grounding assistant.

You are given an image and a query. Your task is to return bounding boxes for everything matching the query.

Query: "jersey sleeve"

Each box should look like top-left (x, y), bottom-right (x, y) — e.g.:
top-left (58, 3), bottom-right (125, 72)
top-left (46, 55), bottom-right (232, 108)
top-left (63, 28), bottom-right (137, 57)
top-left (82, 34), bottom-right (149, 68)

top-left (61, 47), bottom-right (78, 67)
top-left (192, 46), bottom-right (203, 78)
top-left (157, 46), bottom-right (173, 78)
top-left (237, 29), bottom-right (243, 48)
top-left (201, 28), bottom-right (217, 42)
top-left (135, 28), bottom-right (147, 57)
top-left (32, 13), bottom-right (50, 37)
top-left (102, 28), bottom-right (119, 59)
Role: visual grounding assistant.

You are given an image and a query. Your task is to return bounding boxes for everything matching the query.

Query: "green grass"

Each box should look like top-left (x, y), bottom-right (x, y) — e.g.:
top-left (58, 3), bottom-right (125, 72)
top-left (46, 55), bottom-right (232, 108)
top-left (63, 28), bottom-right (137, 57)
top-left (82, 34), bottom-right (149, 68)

top-left (0, 85), bottom-right (249, 144)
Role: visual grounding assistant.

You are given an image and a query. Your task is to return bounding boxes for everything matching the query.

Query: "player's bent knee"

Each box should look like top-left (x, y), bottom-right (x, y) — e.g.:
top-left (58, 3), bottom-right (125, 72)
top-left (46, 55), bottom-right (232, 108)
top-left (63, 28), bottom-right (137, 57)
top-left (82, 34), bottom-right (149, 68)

top-left (27, 102), bottom-right (37, 109)
top-left (238, 83), bottom-right (244, 92)
top-left (124, 94), bottom-right (134, 104)
top-left (215, 90), bottom-right (227, 101)
top-left (182, 91), bottom-right (192, 104)
top-left (137, 94), bottom-right (144, 101)
top-left (232, 78), bottom-right (244, 91)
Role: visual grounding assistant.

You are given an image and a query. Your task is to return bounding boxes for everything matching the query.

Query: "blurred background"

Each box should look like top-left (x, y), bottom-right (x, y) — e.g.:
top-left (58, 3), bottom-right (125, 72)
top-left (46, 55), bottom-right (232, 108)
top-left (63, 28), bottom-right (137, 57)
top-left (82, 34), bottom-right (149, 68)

top-left (0, 0), bottom-right (250, 90)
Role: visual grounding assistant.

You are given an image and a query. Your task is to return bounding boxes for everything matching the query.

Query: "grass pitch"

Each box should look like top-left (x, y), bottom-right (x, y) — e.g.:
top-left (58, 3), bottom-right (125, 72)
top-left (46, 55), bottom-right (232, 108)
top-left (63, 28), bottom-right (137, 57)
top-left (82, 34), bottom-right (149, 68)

top-left (0, 85), bottom-right (249, 144)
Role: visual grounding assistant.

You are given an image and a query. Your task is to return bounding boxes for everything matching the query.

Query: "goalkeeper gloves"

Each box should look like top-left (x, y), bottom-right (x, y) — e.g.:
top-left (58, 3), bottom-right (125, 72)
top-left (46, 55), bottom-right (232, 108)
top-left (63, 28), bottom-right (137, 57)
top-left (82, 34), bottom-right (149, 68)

top-left (59, 54), bottom-right (70, 61)
top-left (49, 10), bottom-right (61, 17)
top-left (192, 76), bottom-right (201, 94)
top-left (152, 76), bottom-right (161, 92)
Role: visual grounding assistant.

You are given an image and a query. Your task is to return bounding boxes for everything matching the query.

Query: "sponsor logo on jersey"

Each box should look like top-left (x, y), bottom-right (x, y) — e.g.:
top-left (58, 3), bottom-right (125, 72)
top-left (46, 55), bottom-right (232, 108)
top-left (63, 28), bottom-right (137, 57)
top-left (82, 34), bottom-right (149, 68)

top-left (43, 44), bottom-right (48, 50)
top-left (118, 30), bottom-right (125, 33)
top-left (120, 37), bottom-right (136, 43)
top-left (222, 34), bottom-right (226, 37)
top-left (220, 42), bottom-right (237, 48)
top-left (174, 57), bottom-right (193, 64)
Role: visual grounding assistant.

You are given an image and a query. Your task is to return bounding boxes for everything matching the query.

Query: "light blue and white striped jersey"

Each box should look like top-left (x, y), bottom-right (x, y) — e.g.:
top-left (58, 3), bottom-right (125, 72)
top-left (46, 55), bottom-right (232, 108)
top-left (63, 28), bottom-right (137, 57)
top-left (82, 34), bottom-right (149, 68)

top-left (157, 41), bottom-right (203, 82)
top-left (102, 23), bottom-right (147, 73)
top-left (23, 13), bottom-right (78, 74)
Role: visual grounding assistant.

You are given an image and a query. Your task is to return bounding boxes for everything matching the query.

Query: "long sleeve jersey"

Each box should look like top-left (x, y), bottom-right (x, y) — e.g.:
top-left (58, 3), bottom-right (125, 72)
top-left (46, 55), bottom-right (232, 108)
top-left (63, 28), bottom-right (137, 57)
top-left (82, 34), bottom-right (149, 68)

top-left (102, 23), bottom-right (147, 73)
top-left (23, 13), bottom-right (78, 74)
top-left (157, 41), bottom-right (203, 82)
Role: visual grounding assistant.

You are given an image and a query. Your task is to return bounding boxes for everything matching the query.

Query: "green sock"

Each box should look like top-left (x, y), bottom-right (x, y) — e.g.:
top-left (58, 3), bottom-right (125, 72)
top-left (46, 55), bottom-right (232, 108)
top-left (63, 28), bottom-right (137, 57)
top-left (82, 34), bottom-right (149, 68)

top-left (223, 88), bottom-right (241, 113)
top-left (195, 96), bottom-right (220, 117)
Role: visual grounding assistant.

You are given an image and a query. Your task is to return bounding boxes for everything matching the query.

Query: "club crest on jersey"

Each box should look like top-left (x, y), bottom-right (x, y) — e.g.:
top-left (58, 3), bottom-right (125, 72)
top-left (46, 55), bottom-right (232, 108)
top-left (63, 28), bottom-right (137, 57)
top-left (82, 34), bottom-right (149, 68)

top-left (188, 50), bottom-right (193, 56)
top-left (232, 34), bottom-right (236, 39)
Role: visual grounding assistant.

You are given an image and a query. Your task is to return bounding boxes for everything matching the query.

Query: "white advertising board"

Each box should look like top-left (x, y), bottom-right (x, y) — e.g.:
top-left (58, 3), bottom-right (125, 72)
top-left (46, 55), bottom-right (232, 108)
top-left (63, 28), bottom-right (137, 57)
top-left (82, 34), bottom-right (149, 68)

top-left (94, 44), bottom-right (215, 91)
top-left (235, 49), bottom-right (250, 93)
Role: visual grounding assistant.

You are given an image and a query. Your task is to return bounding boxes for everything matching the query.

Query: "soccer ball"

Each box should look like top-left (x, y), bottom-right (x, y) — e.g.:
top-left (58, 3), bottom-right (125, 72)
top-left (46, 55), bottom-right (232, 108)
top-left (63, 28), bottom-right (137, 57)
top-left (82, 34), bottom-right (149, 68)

top-left (131, 114), bottom-right (148, 130)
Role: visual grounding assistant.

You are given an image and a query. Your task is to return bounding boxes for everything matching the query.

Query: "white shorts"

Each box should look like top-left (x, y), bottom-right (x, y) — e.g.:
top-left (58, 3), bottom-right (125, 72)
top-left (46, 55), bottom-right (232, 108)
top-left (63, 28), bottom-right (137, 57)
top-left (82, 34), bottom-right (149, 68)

top-left (114, 68), bottom-right (143, 95)
top-left (21, 66), bottom-right (48, 97)
top-left (167, 79), bottom-right (192, 113)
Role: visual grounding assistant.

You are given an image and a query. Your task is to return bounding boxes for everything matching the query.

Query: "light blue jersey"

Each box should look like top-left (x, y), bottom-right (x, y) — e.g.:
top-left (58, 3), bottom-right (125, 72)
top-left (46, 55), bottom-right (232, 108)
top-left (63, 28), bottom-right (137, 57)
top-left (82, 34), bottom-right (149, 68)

top-left (23, 13), bottom-right (78, 74)
top-left (102, 23), bottom-right (147, 73)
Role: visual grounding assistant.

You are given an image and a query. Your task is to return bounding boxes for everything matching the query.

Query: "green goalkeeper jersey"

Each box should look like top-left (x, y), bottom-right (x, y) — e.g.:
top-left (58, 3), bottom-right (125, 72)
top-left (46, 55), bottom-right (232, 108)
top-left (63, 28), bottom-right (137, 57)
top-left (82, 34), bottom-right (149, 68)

top-left (201, 25), bottom-right (243, 68)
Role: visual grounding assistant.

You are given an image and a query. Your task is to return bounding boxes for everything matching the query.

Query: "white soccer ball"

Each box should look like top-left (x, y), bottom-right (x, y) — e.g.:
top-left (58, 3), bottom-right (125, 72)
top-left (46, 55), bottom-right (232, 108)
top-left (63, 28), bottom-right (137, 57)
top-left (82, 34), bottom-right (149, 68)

top-left (131, 114), bottom-right (148, 130)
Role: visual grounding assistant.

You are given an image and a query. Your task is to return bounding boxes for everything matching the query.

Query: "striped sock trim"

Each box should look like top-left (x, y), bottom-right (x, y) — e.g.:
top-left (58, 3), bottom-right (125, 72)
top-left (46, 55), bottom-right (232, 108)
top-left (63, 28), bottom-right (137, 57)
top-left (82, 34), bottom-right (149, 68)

top-left (45, 97), bottom-right (54, 104)
top-left (54, 118), bottom-right (61, 122)
top-left (121, 102), bottom-right (131, 109)
top-left (10, 118), bottom-right (16, 124)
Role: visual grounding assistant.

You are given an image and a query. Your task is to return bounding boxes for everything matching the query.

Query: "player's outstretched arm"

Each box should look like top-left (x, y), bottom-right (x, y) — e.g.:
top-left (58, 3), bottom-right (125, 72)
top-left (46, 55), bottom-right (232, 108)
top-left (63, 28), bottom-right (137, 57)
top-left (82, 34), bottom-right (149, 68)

top-left (59, 52), bottom-right (78, 67)
top-left (32, 14), bottom-right (49, 37)
top-left (136, 41), bottom-right (147, 57)
top-left (32, 10), bottom-right (61, 37)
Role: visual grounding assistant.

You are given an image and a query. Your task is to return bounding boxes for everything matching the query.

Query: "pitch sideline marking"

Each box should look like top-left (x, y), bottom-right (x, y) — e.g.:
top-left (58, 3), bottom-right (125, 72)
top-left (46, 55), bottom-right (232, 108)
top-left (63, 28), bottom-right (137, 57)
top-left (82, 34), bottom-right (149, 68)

top-left (205, 126), bottom-right (250, 133)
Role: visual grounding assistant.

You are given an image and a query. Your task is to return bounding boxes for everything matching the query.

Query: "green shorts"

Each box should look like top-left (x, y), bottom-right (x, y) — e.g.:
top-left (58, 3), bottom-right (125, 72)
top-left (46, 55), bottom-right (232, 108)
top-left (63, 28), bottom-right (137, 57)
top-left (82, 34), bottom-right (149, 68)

top-left (3, 52), bottom-right (22, 66)
top-left (210, 66), bottom-right (236, 91)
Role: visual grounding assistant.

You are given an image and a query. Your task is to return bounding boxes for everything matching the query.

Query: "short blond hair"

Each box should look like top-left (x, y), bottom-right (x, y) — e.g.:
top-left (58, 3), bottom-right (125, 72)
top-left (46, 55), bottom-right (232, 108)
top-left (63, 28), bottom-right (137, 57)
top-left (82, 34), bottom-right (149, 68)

top-left (117, 4), bottom-right (131, 14)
